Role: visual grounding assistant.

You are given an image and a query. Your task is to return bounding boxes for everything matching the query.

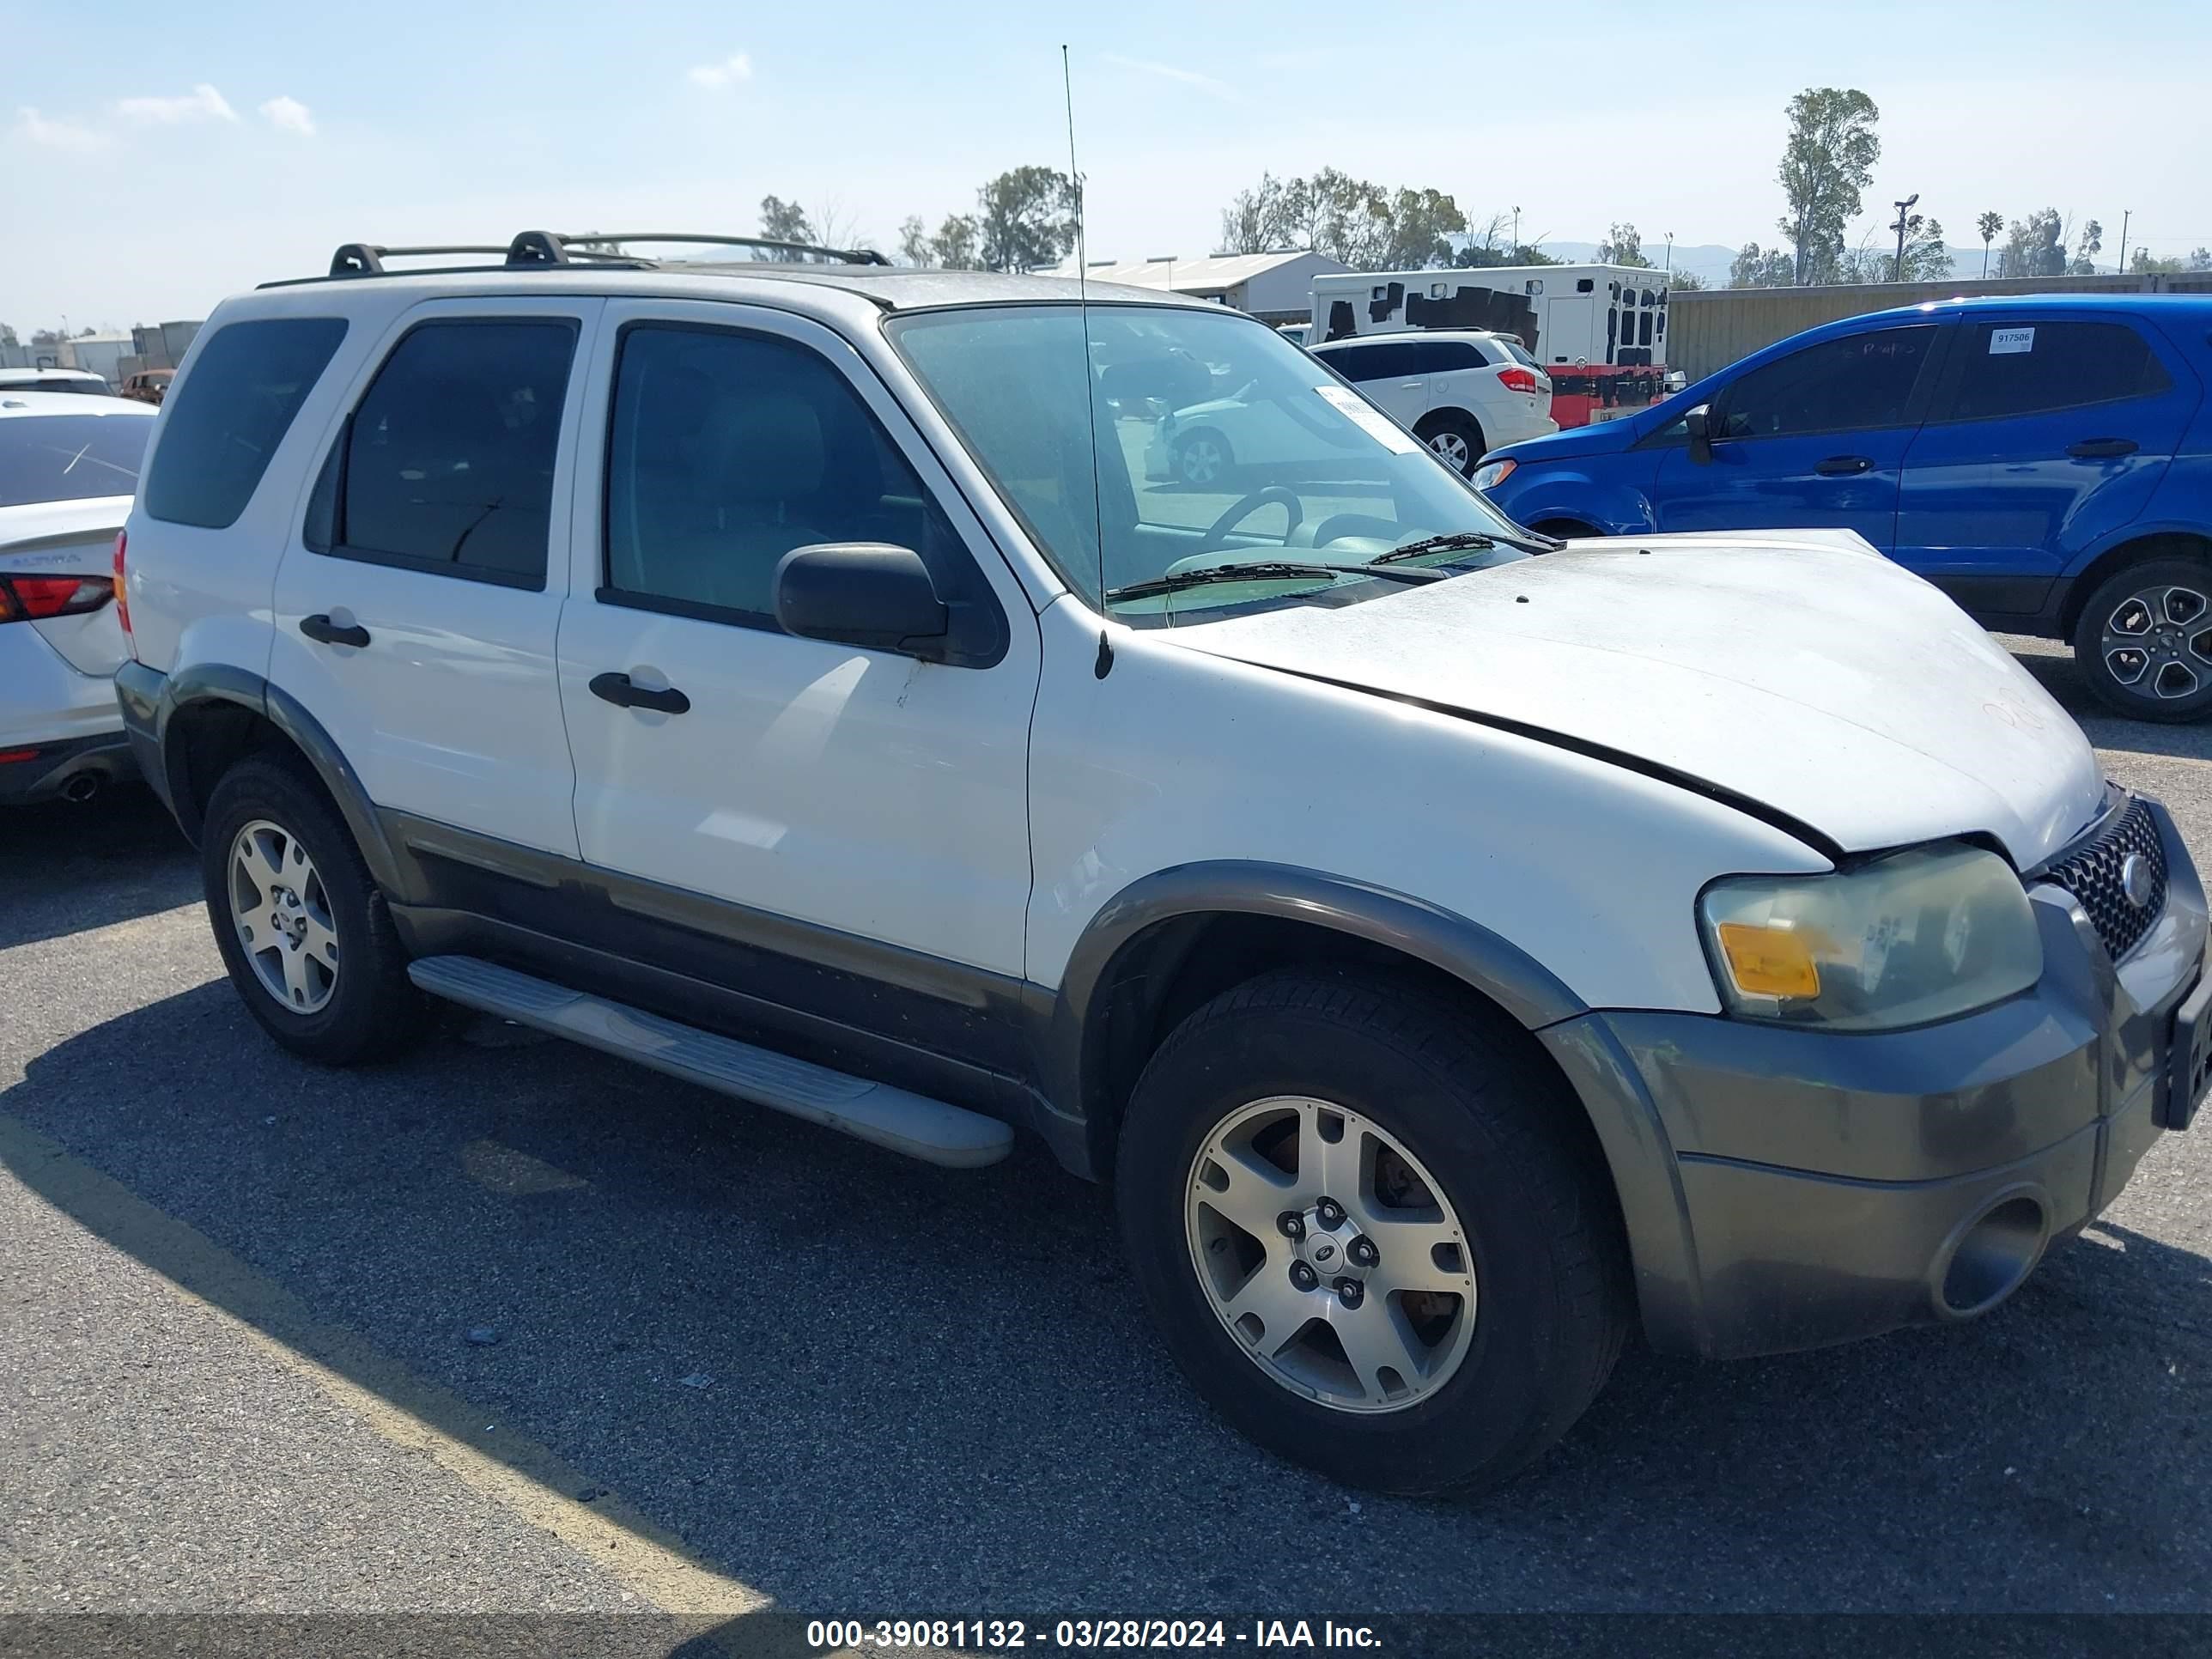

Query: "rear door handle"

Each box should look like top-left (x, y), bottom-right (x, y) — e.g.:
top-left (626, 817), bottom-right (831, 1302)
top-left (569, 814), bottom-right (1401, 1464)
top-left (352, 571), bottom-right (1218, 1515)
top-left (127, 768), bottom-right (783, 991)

top-left (299, 613), bottom-right (370, 647)
top-left (1814, 454), bottom-right (1874, 476)
top-left (2068, 438), bottom-right (2139, 459)
top-left (588, 672), bottom-right (690, 715)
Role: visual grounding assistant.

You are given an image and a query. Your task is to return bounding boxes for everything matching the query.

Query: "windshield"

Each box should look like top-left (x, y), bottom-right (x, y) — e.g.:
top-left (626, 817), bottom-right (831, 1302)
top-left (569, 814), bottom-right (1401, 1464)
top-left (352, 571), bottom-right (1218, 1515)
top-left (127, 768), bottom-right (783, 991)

top-left (0, 414), bottom-right (151, 507)
top-left (888, 303), bottom-right (1534, 621)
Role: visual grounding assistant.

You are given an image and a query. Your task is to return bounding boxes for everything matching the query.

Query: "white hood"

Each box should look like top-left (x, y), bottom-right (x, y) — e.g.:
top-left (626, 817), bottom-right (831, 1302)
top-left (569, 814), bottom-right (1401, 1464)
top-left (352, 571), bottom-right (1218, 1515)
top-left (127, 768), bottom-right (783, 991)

top-left (1175, 530), bottom-right (2106, 869)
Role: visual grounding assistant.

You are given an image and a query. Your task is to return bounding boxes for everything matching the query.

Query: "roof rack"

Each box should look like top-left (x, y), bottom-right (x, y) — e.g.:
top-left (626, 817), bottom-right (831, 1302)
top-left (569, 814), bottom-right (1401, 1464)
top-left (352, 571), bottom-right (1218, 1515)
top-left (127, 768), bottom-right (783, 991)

top-left (308, 228), bottom-right (889, 283)
top-left (555, 231), bottom-right (891, 267)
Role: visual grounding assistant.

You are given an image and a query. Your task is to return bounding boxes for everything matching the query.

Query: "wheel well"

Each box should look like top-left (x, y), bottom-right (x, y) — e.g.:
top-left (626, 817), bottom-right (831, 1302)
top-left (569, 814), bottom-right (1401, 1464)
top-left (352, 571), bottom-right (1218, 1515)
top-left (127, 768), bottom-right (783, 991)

top-left (1079, 912), bottom-right (1607, 1191)
top-left (1415, 407), bottom-right (1484, 445)
top-left (163, 700), bottom-right (307, 842)
top-left (2059, 532), bottom-right (2212, 638)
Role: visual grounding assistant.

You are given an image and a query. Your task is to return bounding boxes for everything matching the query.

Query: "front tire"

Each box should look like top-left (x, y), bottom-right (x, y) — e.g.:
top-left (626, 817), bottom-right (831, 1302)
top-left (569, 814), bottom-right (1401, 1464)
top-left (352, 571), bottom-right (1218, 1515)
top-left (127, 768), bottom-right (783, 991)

top-left (2071, 556), bottom-right (2212, 721)
top-left (1116, 971), bottom-right (1629, 1496)
top-left (200, 754), bottom-right (425, 1064)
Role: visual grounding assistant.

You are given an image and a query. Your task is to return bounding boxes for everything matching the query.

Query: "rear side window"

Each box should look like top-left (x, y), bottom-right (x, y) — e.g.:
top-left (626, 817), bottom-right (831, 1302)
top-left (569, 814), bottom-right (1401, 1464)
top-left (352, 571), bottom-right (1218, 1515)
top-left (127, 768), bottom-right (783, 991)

top-left (317, 320), bottom-right (576, 587)
top-left (0, 415), bottom-right (151, 507)
top-left (1945, 321), bottom-right (2172, 422)
top-left (143, 318), bottom-right (347, 528)
top-left (1718, 325), bottom-right (1934, 439)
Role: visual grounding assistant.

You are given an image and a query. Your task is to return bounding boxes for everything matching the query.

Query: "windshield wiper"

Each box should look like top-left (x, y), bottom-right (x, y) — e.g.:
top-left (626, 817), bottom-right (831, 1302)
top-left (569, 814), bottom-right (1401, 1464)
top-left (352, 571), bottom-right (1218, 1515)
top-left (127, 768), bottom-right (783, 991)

top-left (1381, 526), bottom-right (1565, 562)
top-left (1104, 559), bottom-right (1443, 604)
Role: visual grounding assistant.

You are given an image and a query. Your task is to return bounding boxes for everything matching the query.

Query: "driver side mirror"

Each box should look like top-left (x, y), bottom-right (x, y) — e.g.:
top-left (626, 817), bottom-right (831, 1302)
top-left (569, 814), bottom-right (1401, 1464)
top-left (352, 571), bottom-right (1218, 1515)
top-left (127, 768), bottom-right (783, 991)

top-left (1683, 403), bottom-right (1714, 465)
top-left (775, 543), bottom-right (951, 660)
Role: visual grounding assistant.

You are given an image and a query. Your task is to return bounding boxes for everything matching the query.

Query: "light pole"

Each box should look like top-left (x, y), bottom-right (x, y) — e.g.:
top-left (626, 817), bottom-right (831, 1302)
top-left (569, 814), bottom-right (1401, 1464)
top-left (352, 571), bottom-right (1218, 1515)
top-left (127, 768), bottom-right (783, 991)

top-left (1890, 193), bottom-right (1919, 283)
top-left (2118, 210), bottom-right (2131, 273)
top-left (1663, 232), bottom-right (1674, 274)
top-left (1511, 206), bottom-right (1521, 258)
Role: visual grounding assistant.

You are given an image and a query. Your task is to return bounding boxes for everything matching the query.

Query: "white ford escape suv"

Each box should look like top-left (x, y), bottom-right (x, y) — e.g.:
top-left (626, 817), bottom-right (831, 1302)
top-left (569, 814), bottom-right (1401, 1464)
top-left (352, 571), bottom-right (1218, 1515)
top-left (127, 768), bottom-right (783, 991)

top-left (117, 231), bottom-right (2212, 1496)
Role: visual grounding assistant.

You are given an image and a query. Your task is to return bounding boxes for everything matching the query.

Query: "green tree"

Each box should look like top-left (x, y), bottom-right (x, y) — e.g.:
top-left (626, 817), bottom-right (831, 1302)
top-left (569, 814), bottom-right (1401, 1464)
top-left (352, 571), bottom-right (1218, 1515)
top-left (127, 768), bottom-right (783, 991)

top-left (1375, 186), bottom-right (1468, 269)
top-left (1728, 241), bottom-right (1796, 288)
top-left (1899, 215), bottom-right (1952, 281)
top-left (1777, 88), bottom-right (1881, 284)
top-left (0, 323), bottom-right (15, 347)
top-left (2069, 218), bottom-right (2103, 276)
top-left (1596, 222), bottom-right (1652, 267)
top-left (930, 213), bottom-right (981, 270)
top-left (1219, 172), bottom-right (1297, 254)
top-left (754, 194), bottom-right (816, 258)
top-left (1997, 209), bottom-right (2066, 278)
top-left (975, 165), bottom-right (1076, 272)
top-left (1976, 210), bottom-right (2003, 276)
top-left (2195, 247), bottom-right (2212, 272)
top-left (2130, 248), bottom-right (2185, 275)
top-left (1667, 269), bottom-right (1707, 291)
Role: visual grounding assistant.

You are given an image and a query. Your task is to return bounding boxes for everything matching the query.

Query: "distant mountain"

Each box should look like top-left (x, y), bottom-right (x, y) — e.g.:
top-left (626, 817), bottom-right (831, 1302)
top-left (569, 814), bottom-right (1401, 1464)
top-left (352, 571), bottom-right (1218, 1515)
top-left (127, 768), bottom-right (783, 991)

top-left (1535, 241), bottom-right (1739, 288)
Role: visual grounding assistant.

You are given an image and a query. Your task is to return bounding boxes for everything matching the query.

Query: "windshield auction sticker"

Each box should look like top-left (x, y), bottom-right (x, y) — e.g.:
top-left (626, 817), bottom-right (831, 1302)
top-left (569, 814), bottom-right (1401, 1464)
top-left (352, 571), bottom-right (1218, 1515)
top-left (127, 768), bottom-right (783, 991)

top-left (1313, 384), bottom-right (1419, 453)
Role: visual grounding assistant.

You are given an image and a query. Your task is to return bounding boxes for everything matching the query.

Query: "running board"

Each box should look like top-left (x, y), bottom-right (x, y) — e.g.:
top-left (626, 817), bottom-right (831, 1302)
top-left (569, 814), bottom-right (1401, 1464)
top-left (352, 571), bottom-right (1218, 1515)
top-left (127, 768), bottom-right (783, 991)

top-left (407, 955), bottom-right (1014, 1168)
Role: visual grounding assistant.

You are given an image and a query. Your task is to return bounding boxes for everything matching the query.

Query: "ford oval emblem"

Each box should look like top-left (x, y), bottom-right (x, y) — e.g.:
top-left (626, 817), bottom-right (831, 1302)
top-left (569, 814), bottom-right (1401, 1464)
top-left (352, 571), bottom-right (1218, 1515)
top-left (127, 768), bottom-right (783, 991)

top-left (2121, 853), bottom-right (2155, 911)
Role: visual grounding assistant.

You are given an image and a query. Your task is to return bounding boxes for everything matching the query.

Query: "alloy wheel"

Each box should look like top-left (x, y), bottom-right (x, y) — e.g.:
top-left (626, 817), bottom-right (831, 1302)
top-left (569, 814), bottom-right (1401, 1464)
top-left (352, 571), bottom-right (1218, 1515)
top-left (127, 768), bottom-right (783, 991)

top-left (2102, 585), bottom-right (2212, 704)
top-left (1184, 1096), bottom-right (1477, 1413)
top-left (1427, 430), bottom-right (1472, 472)
top-left (228, 817), bottom-right (339, 1014)
top-left (1178, 437), bottom-right (1225, 486)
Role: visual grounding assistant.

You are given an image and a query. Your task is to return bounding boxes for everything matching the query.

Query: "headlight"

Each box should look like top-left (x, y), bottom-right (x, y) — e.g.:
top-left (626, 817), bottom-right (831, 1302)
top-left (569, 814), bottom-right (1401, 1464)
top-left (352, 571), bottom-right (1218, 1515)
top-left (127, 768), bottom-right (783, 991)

top-left (1471, 458), bottom-right (1516, 490)
top-left (1698, 842), bottom-right (2042, 1030)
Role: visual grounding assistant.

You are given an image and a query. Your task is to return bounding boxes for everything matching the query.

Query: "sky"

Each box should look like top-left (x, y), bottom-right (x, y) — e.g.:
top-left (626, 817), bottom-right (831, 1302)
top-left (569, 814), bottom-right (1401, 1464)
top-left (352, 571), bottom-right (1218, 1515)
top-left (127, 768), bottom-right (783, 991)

top-left (3, 0), bottom-right (2209, 331)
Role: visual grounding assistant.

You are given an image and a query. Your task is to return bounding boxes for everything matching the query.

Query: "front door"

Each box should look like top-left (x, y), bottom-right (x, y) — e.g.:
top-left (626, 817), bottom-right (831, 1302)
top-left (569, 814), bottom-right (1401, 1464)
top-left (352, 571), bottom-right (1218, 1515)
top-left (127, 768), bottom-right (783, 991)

top-left (1651, 321), bottom-right (1943, 550)
top-left (1896, 313), bottom-right (2197, 622)
top-left (556, 301), bottom-right (1041, 982)
top-left (268, 298), bottom-right (599, 856)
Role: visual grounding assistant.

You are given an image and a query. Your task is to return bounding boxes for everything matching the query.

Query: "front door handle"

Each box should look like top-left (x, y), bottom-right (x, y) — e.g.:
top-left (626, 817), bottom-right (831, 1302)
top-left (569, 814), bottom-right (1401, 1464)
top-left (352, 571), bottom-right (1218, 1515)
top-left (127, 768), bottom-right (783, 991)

top-left (1814, 454), bottom-right (1874, 477)
top-left (2068, 437), bottom-right (2140, 459)
top-left (299, 613), bottom-right (370, 647)
top-left (588, 671), bottom-right (690, 715)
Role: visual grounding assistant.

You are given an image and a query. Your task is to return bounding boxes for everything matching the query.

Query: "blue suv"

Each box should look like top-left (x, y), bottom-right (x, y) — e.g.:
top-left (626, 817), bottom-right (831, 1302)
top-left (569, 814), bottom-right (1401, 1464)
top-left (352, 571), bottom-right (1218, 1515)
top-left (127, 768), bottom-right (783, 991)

top-left (1477, 295), bottom-right (2212, 720)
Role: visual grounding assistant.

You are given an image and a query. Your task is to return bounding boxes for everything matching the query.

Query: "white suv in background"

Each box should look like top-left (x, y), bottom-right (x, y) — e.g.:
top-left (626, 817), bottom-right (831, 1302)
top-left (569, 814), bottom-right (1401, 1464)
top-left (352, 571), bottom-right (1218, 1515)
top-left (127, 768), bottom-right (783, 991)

top-left (0, 389), bottom-right (153, 804)
top-left (1309, 329), bottom-right (1556, 473)
top-left (114, 232), bottom-right (2209, 1498)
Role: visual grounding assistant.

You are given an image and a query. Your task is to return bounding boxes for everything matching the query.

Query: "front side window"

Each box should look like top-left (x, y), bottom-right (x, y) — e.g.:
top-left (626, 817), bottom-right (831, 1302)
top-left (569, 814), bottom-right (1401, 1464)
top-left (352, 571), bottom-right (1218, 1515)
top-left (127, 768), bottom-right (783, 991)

top-left (143, 316), bottom-right (347, 528)
top-left (889, 303), bottom-right (1534, 622)
top-left (1945, 320), bottom-right (2172, 422)
top-left (1717, 325), bottom-right (1934, 440)
top-left (324, 319), bottom-right (576, 586)
top-left (603, 324), bottom-right (981, 627)
top-left (0, 415), bottom-right (151, 507)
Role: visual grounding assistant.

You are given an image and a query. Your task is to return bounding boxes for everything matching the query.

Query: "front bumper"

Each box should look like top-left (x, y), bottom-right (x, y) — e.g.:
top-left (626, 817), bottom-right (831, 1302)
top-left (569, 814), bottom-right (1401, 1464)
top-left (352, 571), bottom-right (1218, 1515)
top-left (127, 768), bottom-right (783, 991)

top-left (1542, 795), bottom-right (2208, 1359)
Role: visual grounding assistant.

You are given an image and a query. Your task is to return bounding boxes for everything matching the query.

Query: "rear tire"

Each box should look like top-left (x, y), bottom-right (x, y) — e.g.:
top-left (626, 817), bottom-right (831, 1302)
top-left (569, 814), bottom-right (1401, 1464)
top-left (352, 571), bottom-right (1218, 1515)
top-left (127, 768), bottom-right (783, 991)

top-left (1116, 969), bottom-right (1629, 1496)
top-left (1173, 429), bottom-right (1232, 487)
top-left (2070, 555), bottom-right (2212, 722)
top-left (200, 754), bottom-right (425, 1064)
top-left (1415, 411), bottom-right (1485, 476)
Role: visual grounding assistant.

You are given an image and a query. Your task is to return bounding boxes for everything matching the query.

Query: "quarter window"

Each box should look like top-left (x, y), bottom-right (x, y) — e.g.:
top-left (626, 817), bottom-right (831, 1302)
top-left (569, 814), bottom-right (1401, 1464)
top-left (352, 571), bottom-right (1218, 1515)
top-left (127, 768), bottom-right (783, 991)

top-left (602, 325), bottom-right (976, 627)
top-left (1945, 321), bottom-right (2171, 422)
top-left (1718, 325), bottom-right (1934, 439)
top-left (143, 317), bottom-right (347, 528)
top-left (317, 320), bottom-right (576, 586)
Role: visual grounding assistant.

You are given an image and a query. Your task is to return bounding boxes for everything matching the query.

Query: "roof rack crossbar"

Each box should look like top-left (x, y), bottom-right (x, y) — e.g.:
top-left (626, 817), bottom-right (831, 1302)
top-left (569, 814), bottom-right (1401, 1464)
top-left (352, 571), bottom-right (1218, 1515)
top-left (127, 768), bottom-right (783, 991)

top-left (553, 231), bottom-right (891, 267)
top-left (329, 242), bottom-right (518, 277)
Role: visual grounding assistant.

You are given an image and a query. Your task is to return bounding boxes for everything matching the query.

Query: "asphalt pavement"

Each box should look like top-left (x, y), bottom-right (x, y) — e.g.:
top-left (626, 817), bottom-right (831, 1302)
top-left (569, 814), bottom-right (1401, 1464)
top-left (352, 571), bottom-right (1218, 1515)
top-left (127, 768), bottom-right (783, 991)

top-left (3, 638), bottom-right (2209, 1624)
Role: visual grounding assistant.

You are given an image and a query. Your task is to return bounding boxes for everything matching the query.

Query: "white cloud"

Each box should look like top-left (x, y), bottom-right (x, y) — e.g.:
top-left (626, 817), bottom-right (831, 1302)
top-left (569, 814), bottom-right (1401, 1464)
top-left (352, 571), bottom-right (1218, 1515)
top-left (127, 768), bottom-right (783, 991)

top-left (258, 95), bottom-right (315, 137)
top-left (13, 106), bottom-right (109, 151)
top-left (1101, 54), bottom-right (1244, 105)
top-left (117, 83), bottom-right (239, 125)
top-left (686, 52), bottom-right (753, 91)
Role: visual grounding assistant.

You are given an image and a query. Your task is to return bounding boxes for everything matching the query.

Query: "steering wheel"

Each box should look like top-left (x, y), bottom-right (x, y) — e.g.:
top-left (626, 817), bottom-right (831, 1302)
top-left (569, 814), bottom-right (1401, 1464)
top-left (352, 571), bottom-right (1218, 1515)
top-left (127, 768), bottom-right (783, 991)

top-left (1195, 486), bottom-right (1304, 554)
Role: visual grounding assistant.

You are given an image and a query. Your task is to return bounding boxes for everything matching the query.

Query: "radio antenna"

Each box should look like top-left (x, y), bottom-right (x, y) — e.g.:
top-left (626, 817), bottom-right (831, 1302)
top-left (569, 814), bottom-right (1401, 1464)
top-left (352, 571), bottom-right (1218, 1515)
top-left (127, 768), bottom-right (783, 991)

top-left (1063, 44), bottom-right (1112, 660)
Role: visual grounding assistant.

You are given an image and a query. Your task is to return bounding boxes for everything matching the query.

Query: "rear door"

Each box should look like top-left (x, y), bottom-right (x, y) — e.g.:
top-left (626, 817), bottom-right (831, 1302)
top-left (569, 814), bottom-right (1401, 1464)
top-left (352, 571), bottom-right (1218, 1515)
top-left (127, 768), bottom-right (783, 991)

top-left (1650, 322), bottom-right (1944, 550)
top-left (1896, 313), bottom-right (2198, 622)
top-left (268, 298), bottom-right (598, 856)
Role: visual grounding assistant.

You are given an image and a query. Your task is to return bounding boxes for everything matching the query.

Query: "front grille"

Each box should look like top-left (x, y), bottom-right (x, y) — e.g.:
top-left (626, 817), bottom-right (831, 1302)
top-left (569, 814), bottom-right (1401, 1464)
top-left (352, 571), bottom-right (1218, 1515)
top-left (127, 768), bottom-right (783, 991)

top-left (2044, 797), bottom-right (2166, 963)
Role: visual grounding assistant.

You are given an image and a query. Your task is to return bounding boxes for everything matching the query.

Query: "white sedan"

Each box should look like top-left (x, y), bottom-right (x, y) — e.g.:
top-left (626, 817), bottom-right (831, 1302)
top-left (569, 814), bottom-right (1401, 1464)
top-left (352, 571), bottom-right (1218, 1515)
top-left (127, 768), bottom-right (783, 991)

top-left (0, 390), bottom-right (155, 804)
